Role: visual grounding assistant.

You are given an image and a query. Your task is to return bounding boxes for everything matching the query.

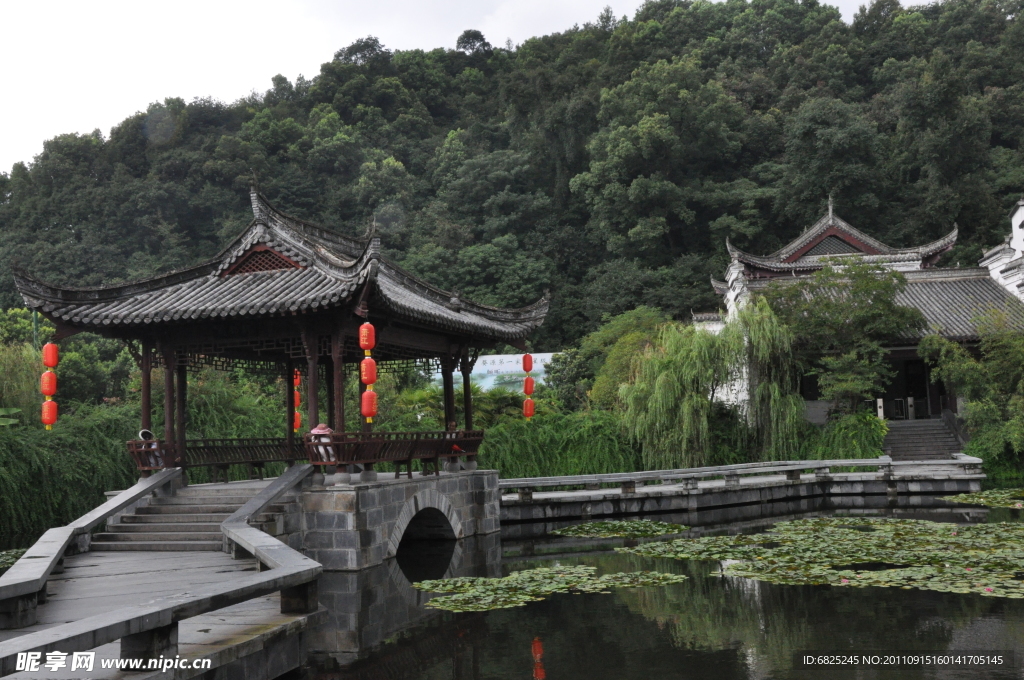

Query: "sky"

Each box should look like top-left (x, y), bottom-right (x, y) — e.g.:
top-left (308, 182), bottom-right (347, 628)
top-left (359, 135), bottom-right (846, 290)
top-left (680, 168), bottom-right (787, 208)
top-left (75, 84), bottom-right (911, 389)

top-left (2, 0), bottom-right (869, 175)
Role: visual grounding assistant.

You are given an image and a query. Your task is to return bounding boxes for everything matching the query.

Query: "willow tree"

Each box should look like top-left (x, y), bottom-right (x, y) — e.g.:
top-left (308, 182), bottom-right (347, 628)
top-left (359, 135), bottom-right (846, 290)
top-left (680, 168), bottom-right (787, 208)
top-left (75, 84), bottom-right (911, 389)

top-left (741, 299), bottom-right (806, 460)
top-left (621, 299), bottom-right (803, 469)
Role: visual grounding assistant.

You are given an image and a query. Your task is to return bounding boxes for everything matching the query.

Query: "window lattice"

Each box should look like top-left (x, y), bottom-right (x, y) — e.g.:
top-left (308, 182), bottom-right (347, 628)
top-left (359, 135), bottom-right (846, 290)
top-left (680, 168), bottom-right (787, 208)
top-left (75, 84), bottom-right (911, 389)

top-left (227, 249), bottom-right (299, 275)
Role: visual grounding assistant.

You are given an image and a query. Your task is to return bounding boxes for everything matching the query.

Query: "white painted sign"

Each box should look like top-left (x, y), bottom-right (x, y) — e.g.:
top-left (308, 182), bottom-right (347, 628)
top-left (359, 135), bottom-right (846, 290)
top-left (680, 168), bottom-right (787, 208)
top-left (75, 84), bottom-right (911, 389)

top-left (431, 353), bottom-right (556, 391)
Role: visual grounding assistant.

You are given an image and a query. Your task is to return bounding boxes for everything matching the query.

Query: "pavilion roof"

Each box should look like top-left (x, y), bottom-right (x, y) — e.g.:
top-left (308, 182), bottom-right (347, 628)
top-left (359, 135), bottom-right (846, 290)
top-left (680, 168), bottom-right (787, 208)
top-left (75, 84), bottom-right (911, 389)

top-left (14, 191), bottom-right (548, 343)
top-left (745, 267), bottom-right (1024, 343)
top-left (726, 213), bottom-right (957, 274)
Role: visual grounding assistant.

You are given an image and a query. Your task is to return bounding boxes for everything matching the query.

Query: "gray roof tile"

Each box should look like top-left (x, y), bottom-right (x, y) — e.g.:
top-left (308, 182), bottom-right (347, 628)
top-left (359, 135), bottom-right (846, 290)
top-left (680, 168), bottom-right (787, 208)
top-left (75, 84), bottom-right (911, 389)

top-left (14, 192), bottom-right (548, 342)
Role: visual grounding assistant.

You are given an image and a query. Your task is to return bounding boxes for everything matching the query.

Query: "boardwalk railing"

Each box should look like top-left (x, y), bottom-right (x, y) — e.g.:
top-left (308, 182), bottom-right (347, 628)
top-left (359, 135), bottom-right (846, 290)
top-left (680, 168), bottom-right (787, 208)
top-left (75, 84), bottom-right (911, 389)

top-left (0, 466), bottom-right (322, 677)
top-left (499, 455), bottom-right (984, 501)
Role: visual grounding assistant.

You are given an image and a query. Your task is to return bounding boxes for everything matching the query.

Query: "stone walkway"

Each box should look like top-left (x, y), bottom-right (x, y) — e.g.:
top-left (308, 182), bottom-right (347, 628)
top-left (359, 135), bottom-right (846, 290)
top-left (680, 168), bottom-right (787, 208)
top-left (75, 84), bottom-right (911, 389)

top-left (2, 508), bottom-right (324, 678)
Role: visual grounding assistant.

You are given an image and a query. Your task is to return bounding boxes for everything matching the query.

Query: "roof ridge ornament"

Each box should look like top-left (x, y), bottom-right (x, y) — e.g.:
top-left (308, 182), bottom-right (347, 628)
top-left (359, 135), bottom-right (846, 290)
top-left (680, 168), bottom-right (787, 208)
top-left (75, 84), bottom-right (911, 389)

top-left (448, 291), bottom-right (463, 313)
top-left (250, 184), bottom-right (266, 222)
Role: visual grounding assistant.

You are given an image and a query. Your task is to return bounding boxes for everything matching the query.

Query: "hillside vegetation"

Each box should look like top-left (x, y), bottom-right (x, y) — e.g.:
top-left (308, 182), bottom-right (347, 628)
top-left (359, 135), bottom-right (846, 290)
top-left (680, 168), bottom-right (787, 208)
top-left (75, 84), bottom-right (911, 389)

top-left (1, 0), bottom-right (1022, 349)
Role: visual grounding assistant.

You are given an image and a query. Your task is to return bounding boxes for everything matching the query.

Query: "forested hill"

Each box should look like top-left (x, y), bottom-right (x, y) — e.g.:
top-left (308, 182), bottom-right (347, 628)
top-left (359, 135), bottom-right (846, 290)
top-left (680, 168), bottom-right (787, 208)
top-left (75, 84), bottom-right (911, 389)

top-left (1, 0), bottom-right (1022, 349)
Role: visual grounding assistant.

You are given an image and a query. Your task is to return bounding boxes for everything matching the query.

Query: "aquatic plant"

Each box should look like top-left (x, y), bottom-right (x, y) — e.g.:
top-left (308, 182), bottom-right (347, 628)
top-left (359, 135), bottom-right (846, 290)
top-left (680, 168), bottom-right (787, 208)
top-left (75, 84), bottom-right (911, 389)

top-left (413, 565), bottom-right (688, 612)
top-left (943, 488), bottom-right (1024, 508)
top-left (0, 549), bottom-right (26, 576)
top-left (622, 517), bottom-right (1024, 598)
top-left (551, 520), bottom-right (688, 538)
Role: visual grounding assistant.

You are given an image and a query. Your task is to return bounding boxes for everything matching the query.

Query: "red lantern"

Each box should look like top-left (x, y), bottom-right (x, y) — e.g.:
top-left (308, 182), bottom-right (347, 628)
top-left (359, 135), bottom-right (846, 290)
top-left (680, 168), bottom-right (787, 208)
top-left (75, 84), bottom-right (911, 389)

top-left (533, 663), bottom-right (546, 680)
top-left (293, 369), bottom-right (301, 387)
top-left (359, 323), bottom-right (376, 352)
top-left (531, 638), bottom-right (544, 662)
top-left (361, 389), bottom-right (378, 419)
top-left (293, 390), bottom-right (301, 408)
top-left (360, 357), bottom-right (377, 385)
top-left (293, 411), bottom-right (301, 432)
top-left (40, 371), bottom-right (57, 397)
top-left (42, 343), bottom-right (59, 368)
top-left (41, 400), bottom-right (58, 429)
top-left (523, 376), bottom-right (534, 396)
top-left (523, 398), bottom-right (535, 419)
top-left (522, 353), bottom-right (533, 373)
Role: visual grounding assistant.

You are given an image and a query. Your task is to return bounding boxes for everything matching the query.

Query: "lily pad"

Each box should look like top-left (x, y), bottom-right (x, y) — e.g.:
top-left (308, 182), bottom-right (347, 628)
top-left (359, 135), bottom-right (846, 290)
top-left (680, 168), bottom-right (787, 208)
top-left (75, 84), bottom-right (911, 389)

top-left (620, 517), bottom-right (1024, 599)
top-left (413, 565), bottom-right (688, 612)
top-left (0, 549), bottom-right (26, 575)
top-left (942, 488), bottom-right (1024, 508)
top-left (551, 520), bottom-right (688, 539)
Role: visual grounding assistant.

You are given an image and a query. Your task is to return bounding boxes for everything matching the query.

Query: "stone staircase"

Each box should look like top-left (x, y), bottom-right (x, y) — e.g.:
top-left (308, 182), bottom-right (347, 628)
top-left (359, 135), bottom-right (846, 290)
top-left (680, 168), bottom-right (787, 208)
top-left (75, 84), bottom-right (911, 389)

top-left (883, 419), bottom-right (962, 461)
top-left (91, 483), bottom-right (295, 552)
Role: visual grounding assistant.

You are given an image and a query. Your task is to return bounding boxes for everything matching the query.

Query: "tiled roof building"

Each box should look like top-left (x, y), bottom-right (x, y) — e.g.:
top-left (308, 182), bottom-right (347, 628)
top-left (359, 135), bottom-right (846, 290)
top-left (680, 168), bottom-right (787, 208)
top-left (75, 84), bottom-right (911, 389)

top-left (704, 198), bottom-right (1024, 424)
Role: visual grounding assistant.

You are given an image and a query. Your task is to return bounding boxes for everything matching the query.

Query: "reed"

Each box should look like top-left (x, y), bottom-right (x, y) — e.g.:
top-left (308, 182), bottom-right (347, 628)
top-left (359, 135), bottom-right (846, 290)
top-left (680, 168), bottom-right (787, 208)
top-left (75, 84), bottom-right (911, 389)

top-left (478, 410), bottom-right (638, 478)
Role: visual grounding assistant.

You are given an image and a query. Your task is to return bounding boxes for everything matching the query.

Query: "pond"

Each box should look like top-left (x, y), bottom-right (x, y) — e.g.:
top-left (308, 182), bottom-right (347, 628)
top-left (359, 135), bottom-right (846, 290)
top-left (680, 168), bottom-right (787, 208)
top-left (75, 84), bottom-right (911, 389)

top-left (305, 500), bottom-right (1024, 680)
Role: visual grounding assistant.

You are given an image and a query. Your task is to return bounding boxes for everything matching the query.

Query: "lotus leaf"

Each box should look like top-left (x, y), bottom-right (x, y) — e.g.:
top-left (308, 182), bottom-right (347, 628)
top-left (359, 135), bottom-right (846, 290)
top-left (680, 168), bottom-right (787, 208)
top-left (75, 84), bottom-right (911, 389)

top-left (413, 565), bottom-right (688, 612)
top-left (942, 488), bottom-right (1024, 509)
top-left (551, 520), bottom-right (688, 538)
top-left (621, 517), bottom-right (1024, 599)
top-left (0, 549), bottom-right (25, 575)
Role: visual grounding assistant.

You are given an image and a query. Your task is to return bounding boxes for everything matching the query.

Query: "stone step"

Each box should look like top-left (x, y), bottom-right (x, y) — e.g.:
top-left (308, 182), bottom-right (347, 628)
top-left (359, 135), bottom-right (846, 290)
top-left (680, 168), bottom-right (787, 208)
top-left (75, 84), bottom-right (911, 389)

top-left (93, 532), bottom-right (221, 542)
top-left (137, 504), bottom-right (246, 514)
top-left (121, 513), bottom-right (233, 523)
top-left (106, 523), bottom-right (222, 533)
top-left (150, 496), bottom-right (257, 505)
top-left (90, 541), bottom-right (223, 552)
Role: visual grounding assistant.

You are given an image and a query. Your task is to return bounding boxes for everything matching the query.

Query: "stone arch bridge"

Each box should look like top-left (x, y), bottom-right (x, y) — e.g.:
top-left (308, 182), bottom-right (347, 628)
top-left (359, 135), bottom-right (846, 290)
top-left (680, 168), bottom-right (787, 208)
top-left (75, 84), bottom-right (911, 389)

top-left (292, 470), bottom-right (499, 571)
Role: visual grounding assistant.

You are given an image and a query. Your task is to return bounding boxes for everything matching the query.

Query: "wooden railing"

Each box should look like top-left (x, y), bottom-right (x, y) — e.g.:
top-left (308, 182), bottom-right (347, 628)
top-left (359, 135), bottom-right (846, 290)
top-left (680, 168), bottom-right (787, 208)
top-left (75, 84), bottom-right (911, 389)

top-left (183, 438), bottom-right (306, 467)
top-left (126, 433), bottom-right (484, 477)
top-left (126, 440), bottom-right (178, 471)
top-left (127, 438), bottom-right (306, 473)
top-left (304, 430), bottom-right (484, 477)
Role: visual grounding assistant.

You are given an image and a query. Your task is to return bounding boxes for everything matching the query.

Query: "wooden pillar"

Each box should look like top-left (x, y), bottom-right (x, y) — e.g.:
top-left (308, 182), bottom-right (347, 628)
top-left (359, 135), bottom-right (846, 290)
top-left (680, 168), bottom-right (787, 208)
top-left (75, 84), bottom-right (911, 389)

top-left (441, 355), bottom-right (456, 428)
top-left (331, 333), bottom-right (345, 432)
top-left (325, 358), bottom-right (336, 430)
top-left (460, 347), bottom-right (473, 431)
top-left (302, 329), bottom-right (319, 431)
top-left (285, 359), bottom-right (295, 449)
top-left (161, 344), bottom-right (176, 461)
top-left (140, 340), bottom-right (153, 432)
top-left (176, 362), bottom-right (188, 484)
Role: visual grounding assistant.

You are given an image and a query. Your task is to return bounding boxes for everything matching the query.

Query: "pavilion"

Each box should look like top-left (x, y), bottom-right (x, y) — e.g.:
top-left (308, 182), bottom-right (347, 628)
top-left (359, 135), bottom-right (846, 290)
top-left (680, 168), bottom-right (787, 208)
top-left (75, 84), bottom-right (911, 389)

top-left (705, 200), bottom-right (1024, 421)
top-left (13, 189), bottom-right (549, 479)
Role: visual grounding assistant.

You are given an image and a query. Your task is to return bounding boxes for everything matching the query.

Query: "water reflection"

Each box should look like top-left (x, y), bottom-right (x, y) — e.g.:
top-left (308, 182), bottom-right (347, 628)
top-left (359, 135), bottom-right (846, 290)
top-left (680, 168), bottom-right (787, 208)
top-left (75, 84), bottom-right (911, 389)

top-left (307, 497), bottom-right (1024, 680)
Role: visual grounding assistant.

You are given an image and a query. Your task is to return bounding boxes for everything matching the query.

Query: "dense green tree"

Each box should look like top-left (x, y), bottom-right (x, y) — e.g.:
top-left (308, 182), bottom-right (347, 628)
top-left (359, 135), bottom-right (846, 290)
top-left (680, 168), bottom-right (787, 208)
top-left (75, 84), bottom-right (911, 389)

top-left (1, 0), bottom-right (1022, 350)
top-left (760, 259), bottom-right (926, 411)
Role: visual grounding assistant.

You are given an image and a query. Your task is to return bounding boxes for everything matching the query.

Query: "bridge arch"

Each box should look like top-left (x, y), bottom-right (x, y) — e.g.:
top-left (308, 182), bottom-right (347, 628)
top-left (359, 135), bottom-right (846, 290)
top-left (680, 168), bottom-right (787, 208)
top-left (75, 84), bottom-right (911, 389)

top-left (386, 489), bottom-right (464, 559)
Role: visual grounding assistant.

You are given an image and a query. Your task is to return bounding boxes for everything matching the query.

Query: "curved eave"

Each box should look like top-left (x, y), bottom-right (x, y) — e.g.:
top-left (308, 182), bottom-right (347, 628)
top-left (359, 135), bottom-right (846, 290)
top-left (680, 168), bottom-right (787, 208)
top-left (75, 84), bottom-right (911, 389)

top-left (711, 278), bottom-right (728, 295)
top-left (890, 226), bottom-right (958, 258)
top-left (374, 263), bottom-right (549, 341)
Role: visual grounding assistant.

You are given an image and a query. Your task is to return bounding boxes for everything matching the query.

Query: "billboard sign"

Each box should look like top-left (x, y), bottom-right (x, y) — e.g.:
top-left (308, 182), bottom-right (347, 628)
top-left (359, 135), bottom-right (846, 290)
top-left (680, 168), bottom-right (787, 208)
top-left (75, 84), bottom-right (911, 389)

top-left (431, 353), bottom-right (556, 391)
